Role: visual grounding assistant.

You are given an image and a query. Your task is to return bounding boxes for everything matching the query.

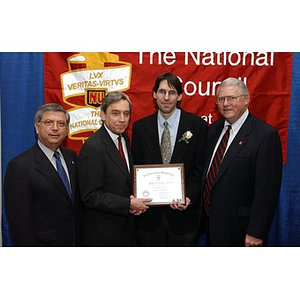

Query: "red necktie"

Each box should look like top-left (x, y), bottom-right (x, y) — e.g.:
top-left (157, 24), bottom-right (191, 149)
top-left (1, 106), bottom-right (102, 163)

top-left (204, 125), bottom-right (231, 216)
top-left (118, 135), bottom-right (127, 164)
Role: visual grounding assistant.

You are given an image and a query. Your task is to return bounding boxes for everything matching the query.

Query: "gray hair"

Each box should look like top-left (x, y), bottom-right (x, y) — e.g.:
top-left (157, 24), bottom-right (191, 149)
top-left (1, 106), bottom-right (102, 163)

top-left (101, 92), bottom-right (132, 114)
top-left (34, 103), bottom-right (70, 125)
top-left (217, 77), bottom-right (249, 97)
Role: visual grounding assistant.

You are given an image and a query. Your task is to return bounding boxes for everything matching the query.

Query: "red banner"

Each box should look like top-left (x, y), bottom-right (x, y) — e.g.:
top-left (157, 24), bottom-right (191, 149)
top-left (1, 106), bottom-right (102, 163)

top-left (44, 52), bottom-right (293, 164)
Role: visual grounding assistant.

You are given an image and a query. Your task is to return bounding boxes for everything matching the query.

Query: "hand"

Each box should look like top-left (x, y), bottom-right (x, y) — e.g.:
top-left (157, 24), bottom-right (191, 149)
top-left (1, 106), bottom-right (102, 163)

top-left (129, 195), bottom-right (151, 216)
top-left (245, 234), bottom-right (263, 247)
top-left (169, 197), bottom-right (191, 211)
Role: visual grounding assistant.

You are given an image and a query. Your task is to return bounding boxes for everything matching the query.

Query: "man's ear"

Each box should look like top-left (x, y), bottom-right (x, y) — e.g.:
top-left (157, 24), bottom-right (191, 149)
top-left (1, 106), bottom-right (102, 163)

top-left (34, 122), bottom-right (39, 134)
top-left (244, 94), bottom-right (250, 106)
top-left (153, 91), bottom-right (157, 100)
top-left (100, 110), bottom-right (106, 121)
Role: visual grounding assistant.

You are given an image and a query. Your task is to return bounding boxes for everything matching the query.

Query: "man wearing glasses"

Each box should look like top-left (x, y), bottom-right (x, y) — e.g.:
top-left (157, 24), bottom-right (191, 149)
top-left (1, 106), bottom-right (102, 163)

top-left (202, 77), bottom-right (282, 246)
top-left (132, 72), bottom-right (208, 246)
top-left (4, 103), bottom-right (83, 246)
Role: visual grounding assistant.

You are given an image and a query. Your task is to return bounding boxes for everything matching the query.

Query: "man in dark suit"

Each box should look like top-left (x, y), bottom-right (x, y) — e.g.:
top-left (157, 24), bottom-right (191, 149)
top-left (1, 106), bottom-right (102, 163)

top-left (202, 77), bottom-right (282, 246)
top-left (77, 92), bottom-right (150, 246)
top-left (131, 73), bottom-right (208, 246)
top-left (4, 103), bottom-right (83, 246)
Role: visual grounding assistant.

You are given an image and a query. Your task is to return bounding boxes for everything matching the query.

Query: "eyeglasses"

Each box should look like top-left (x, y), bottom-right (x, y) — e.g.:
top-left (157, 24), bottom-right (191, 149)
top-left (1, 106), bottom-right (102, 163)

top-left (217, 95), bottom-right (244, 104)
top-left (157, 89), bottom-right (178, 97)
top-left (40, 119), bottom-right (67, 128)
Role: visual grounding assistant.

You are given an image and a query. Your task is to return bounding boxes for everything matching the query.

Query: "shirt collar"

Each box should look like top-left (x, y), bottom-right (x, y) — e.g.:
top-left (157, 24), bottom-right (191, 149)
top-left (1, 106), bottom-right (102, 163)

top-left (103, 124), bottom-right (120, 142)
top-left (37, 139), bottom-right (61, 159)
top-left (224, 109), bottom-right (249, 134)
top-left (158, 108), bottom-right (180, 129)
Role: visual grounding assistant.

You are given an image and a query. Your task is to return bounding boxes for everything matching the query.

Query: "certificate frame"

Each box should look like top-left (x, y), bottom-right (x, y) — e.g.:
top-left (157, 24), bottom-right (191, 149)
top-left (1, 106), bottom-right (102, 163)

top-left (133, 163), bottom-right (186, 206)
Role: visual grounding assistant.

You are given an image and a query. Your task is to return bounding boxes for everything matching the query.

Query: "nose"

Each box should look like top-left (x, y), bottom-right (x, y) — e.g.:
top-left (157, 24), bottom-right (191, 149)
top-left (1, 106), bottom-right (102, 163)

top-left (223, 97), bottom-right (230, 106)
top-left (164, 92), bottom-right (170, 100)
top-left (119, 113), bottom-right (125, 122)
top-left (52, 122), bottom-right (59, 130)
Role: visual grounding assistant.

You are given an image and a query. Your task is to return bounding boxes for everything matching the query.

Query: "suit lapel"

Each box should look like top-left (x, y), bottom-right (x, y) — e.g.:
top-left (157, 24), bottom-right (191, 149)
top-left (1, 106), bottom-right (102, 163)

top-left (202, 121), bottom-right (224, 183)
top-left (171, 110), bottom-right (193, 162)
top-left (33, 144), bottom-right (70, 199)
top-left (100, 127), bottom-right (132, 183)
top-left (141, 110), bottom-right (197, 163)
top-left (214, 114), bottom-right (253, 184)
top-left (124, 134), bottom-right (134, 175)
top-left (143, 113), bottom-right (162, 162)
top-left (61, 148), bottom-right (76, 202)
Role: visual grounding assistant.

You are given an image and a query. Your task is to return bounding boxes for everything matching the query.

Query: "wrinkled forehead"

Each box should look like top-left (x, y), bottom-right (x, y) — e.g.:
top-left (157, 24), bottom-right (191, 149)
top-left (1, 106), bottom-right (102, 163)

top-left (106, 99), bottom-right (131, 112)
top-left (41, 110), bottom-right (67, 120)
top-left (217, 85), bottom-right (240, 96)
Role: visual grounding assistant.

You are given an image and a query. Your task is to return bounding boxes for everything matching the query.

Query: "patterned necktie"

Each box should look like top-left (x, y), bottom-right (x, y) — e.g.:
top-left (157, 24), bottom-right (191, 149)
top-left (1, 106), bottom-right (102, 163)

top-left (161, 120), bottom-right (171, 164)
top-left (54, 151), bottom-right (71, 198)
top-left (204, 125), bottom-right (231, 215)
top-left (118, 135), bottom-right (127, 165)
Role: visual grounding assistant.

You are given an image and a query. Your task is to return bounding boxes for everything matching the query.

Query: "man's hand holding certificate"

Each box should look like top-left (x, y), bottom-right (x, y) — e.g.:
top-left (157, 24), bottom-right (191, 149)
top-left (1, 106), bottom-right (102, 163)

top-left (133, 164), bottom-right (186, 207)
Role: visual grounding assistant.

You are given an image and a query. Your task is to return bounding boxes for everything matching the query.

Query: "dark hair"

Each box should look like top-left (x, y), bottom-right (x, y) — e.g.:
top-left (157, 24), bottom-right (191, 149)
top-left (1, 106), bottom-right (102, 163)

top-left (152, 73), bottom-right (183, 95)
top-left (101, 91), bottom-right (132, 114)
top-left (34, 103), bottom-right (70, 125)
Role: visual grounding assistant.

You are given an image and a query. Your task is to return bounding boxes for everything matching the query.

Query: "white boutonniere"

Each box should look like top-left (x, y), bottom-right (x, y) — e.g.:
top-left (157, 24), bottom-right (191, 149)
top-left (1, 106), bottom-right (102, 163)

top-left (179, 131), bottom-right (193, 144)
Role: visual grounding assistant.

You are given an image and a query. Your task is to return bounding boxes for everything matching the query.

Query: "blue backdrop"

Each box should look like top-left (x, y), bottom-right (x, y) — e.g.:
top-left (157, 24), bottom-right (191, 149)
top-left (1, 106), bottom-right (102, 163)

top-left (1, 52), bottom-right (300, 246)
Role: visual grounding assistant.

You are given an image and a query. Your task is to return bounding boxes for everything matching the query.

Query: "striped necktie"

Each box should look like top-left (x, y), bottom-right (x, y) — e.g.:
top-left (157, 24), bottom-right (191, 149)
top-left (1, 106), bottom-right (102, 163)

top-left (204, 125), bottom-right (231, 215)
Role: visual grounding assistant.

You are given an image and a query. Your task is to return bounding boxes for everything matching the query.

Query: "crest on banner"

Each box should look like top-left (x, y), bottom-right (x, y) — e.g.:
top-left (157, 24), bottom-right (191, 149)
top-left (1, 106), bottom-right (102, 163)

top-left (60, 52), bottom-right (132, 141)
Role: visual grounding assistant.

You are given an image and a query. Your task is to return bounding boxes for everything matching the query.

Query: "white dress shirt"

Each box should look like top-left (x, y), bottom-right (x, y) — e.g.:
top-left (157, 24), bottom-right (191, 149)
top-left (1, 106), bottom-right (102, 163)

top-left (207, 109), bottom-right (249, 175)
top-left (104, 124), bottom-right (129, 171)
top-left (37, 139), bottom-right (71, 185)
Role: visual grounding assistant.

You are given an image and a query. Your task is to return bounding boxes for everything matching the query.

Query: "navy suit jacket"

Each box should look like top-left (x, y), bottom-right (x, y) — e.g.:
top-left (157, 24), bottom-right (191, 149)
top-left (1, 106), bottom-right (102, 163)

top-left (4, 143), bottom-right (83, 246)
top-left (202, 112), bottom-right (282, 246)
top-left (78, 126), bottom-right (135, 246)
top-left (132, 109), bottom-right (208, 234)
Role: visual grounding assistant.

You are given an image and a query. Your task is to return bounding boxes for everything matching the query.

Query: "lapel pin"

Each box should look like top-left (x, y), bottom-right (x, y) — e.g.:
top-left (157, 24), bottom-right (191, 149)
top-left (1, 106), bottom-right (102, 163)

top-left (239, 141), bottom-right (243, 145)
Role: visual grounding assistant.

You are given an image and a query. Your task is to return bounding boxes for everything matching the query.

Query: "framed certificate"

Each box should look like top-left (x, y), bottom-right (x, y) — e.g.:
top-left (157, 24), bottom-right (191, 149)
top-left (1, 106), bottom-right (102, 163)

top-left (133, 164), bottom-right (186, 206)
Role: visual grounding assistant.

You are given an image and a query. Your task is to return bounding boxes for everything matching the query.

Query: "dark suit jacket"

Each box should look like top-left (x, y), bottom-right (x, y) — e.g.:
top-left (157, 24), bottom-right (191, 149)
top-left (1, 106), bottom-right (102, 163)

top-left (77, 126), bottom-right (135, 246)
top-left (4, 144), bottom-right (83, 246)
top-left (202, 112), bottom-right (282, 246)
top-left (131, 109), bottom-right (208, 234)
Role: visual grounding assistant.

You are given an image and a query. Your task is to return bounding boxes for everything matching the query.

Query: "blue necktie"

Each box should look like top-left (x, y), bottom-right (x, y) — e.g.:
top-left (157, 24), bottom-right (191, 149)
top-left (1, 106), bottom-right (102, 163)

top-left (54, 151), bottom-right (71, 198)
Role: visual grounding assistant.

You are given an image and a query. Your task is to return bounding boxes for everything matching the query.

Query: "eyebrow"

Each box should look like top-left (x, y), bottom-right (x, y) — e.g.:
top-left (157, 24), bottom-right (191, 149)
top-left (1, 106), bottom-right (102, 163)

top-left (111, 109), bottom-right (130, 113)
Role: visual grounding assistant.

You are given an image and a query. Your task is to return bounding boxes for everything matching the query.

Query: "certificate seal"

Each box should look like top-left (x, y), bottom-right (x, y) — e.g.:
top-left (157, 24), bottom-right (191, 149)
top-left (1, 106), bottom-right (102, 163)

top-left (142, 190), bottom-right (150, 197)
